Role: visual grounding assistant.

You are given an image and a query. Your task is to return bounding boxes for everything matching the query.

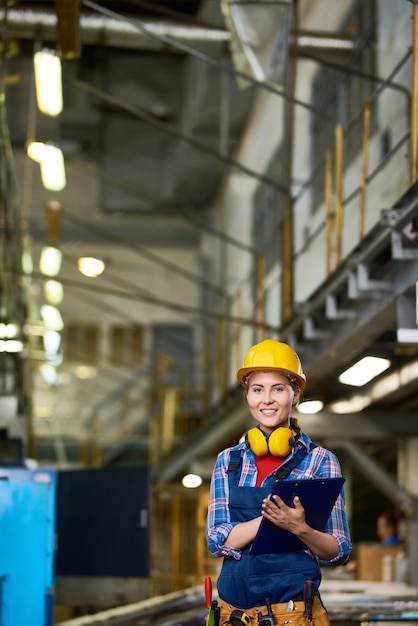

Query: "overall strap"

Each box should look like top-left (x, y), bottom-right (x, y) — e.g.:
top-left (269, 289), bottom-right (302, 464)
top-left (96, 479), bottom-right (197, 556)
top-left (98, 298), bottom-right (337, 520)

top-left (227, 449), bottom-right (243, 488)
top-left (273, 442), bottom-right (318, 480)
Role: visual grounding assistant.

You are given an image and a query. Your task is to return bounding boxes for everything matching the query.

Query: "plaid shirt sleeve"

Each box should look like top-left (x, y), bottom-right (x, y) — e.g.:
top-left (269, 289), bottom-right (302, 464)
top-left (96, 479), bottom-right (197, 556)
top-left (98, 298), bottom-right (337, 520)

top-left (206, 444), bottom-right (256, 559)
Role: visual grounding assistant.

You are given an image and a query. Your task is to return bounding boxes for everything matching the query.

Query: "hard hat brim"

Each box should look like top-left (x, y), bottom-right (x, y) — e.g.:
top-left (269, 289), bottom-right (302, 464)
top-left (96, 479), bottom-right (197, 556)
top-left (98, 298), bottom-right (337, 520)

top-left (237, 366), bottom-right (306, 391)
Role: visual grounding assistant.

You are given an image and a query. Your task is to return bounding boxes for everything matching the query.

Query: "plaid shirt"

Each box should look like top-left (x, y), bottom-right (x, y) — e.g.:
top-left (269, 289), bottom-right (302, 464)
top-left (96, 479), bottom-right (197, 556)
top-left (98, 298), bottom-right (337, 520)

top-left (206, 431), bottom-right (352, 564)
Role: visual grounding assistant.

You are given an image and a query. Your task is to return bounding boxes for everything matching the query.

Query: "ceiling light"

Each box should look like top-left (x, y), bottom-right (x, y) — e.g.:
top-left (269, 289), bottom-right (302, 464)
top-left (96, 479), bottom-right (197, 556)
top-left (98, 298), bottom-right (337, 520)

top-left (43, 330), bottom-right (61, 357)
top-left (26, 141), bottom-right (66, 191)
top-left (77, 257), bottom-right (105, 277)
top-left (297, 400), bottom-right (324, 414)
top-left (0, 340), bottom-right (24, 353)
top-left (39, 246), bottom-right (62, 277)
top-left (74, 365), bottom-right (97, 380)
top-left (39, 364), bottom-right (60, 385)
top-left (34, 49), bottom-right (63, 117)
top-left (182, 473), bottom-right (203, 488)
top-left (338, 356), bottom-right (391, 387)
top-left (40, 305), bottom-right (64, 332)
top-left (44, 280), bottom-right (64, 305)
top-left (40, 144), bottom-right (66, 191)
top-left (0, 323), bottom-right (19, 339)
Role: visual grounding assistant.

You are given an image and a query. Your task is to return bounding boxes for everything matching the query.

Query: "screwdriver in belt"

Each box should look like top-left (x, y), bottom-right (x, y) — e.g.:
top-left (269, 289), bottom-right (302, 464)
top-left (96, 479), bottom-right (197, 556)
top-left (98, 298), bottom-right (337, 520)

top-left (205, 576), bottom-right (220, 626)
top-left (303, 579), bottom-right (315, 624)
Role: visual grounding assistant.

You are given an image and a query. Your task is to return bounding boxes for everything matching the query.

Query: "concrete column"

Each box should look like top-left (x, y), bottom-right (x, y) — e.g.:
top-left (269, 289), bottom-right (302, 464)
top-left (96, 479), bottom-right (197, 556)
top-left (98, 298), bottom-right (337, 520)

top-left (398, 438), bottom-right (418, 586)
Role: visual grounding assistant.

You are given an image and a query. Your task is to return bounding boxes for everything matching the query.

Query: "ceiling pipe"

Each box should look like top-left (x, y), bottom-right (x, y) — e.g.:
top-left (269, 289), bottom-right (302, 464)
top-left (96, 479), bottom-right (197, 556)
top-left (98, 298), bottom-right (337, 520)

top-left (3, 8), bottom-right (353, 56)
top-left (2, 8), bottom-right (230, 52)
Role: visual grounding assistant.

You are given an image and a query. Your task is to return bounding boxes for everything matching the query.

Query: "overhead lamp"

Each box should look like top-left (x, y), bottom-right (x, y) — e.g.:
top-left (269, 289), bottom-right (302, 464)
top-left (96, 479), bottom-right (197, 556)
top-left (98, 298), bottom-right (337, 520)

top-left (0, 340), bottom-right (24, 353)
top-left (182, 473), bottom-right (203, 488)
top-left (0, 323), bottom-right (19, 339)
top-left (44, 280), bottom-right (64, 305)
top-left (26, 141), bottom-right (66, 191)
top-left (33, 49), bottom-right (63, 117)
top-left (39, 363), bottom-right (60, 385)
top-left (40, 305), bottom-right (64, 332)
top-left (43, 330), bottom-right (61, 357)
top-left (39, 246), bottom-right (62, 277)
top-left (338, 356), bottom-right (391, 387)
top-left (297, 400), bottom-right (324, 414)
top-left (77, 256), bottom-right (105, 277)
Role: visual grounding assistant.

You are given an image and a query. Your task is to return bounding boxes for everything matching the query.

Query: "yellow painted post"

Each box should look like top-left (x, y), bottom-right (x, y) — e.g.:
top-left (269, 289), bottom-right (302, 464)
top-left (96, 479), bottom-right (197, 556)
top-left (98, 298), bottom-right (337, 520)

top-left (410, 4), bottom-right (418, 184)
top-left (324, 151), bottom-right (333, 275)
top-left (235, 289), bottom-right (243, 371)
top-left (256, 254), bottom-right (266, 341)
top-left (334, 125), bottom-right (345, 265)
top-left (360, 104), bottom-right (372, 239)
top-left (161, 387), bottom-right (177, 453)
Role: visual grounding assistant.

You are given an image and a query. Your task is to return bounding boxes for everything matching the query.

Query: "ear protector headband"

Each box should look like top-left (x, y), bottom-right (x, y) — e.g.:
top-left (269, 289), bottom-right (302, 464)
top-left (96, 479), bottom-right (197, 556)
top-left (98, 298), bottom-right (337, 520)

top-left (246, 426), bottom-right (295, 457)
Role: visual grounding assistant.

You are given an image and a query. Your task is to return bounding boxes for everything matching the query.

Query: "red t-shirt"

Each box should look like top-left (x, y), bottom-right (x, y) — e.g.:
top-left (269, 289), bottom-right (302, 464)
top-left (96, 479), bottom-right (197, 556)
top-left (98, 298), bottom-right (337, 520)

top-left (255, 454), bottom-right (285, 486)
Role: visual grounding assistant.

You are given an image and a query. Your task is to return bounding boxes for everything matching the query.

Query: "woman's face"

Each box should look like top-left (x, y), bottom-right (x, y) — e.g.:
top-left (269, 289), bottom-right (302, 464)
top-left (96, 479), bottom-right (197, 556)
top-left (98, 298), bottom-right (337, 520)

top-left (246, 370), bottom-right (300, 435)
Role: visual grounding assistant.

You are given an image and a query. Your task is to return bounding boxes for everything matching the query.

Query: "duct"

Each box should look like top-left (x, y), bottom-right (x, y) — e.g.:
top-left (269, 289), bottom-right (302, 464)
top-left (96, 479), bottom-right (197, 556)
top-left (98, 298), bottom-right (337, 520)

top-left (325, 438), bottom-right (416, 514)
top-left (1, 7), bottom-right (231, 53)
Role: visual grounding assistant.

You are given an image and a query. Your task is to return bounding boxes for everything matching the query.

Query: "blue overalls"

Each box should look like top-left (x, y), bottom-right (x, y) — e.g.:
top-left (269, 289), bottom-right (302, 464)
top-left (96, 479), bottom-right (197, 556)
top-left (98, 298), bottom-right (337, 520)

top-left (217, 448), bottom-right (321, 609)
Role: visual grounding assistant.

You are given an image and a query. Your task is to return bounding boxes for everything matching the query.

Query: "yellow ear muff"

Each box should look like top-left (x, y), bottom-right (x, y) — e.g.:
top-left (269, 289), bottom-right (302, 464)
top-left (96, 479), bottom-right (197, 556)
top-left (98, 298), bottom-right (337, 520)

top-left (246, 427), bottom-right (269, 456)
top-left (246, 426), bottom-right (294, 457)
top-left (268, 427), bottom-right (294, 457)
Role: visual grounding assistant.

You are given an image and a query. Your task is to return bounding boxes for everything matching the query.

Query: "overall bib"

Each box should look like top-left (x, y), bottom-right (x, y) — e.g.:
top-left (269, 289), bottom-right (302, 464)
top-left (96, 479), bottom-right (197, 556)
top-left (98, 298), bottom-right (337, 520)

top-left (217, 483), bottom-right (321, 608)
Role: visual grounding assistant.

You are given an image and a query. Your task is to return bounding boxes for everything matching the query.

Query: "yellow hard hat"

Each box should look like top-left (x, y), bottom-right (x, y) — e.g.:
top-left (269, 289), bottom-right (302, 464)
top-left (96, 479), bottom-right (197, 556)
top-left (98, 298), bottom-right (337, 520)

top-left (237, 339), bottom-right (306, 390)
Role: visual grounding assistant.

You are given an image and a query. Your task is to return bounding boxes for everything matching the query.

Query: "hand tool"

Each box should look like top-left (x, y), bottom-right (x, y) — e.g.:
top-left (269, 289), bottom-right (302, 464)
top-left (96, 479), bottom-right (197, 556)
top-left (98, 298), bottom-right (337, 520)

top-left (257, 598), bottom-right (274, 626)
top-left (205, 576), bottom-right (220, 626)
top-left (303, 580), bottom-right (315, 623)
top-left (230, 609), bottom-right (252, 626)
top-left (205, 577), bottom-right (213, 609)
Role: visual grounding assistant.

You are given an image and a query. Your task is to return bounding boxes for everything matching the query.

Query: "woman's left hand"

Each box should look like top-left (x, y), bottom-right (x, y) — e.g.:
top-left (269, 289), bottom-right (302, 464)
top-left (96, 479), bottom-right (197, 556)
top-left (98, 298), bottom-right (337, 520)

top-left (261, 495), bottom-right (306, 533)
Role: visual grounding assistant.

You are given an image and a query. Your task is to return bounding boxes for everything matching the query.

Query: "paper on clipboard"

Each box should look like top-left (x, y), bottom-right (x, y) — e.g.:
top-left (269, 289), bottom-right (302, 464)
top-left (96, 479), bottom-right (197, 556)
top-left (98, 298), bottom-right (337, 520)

top-left (250, 476), bottom-right (345, 555)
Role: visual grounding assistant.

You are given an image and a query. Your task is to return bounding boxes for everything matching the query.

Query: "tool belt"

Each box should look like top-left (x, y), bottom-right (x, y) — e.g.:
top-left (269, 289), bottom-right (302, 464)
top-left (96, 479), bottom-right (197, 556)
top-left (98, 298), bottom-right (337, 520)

top-left (207, 596), bottom-right (330, 626)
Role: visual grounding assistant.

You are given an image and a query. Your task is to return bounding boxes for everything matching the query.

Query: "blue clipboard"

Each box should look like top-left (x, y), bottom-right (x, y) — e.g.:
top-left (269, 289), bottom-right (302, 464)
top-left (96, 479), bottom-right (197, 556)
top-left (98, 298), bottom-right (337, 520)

top-left (250, 476), bottom-right (345, 555)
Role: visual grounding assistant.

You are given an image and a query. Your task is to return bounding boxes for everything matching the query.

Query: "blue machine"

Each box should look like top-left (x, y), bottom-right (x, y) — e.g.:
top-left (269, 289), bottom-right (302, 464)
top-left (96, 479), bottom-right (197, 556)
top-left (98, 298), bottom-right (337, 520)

top-left (0, 467), bottom-right (57, 626)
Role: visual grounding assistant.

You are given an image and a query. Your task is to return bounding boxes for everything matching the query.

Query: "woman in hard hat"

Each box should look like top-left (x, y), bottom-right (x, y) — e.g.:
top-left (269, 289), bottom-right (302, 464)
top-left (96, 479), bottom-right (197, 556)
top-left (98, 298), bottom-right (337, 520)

top-left (206, 339), bottom-right (351, 626)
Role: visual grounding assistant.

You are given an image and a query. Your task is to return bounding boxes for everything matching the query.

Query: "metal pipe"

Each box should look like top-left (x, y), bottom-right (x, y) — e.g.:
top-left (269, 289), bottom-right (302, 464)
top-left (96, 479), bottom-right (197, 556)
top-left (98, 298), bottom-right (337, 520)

top-left (3, 7), bottom-right (230, 52)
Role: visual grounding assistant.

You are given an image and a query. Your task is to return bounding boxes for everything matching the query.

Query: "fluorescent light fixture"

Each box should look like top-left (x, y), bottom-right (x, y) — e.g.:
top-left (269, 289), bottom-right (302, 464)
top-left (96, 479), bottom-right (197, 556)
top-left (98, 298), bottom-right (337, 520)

top-left (338, 356), bottom-right (391, 387)
top-left (40, 305), bottom-right (64, 332)
top-left (39, 246), bottom-right (62, 277)
top-left (34, 49), bottom-right (63, 116)
top-left (22, 249), bottom-right (33, 275)
top-left (41, 144), bottom-right (66, 190)
top-left (77, 256), bottom-right (105, 277)
top-left (0, 323), bottom-right (19, 339)
top-left (43, 330), bottom-right (61, 357)
top-left (0, 340), bottom-right (24, 353)
top-left (44, 280), bottom-right (64, 305)
top-left (182, 473), bottom-right (203, 488)
top-left (26, 141), bottom-right (66, 191)
top-left (27, 140), bottom-right (45, 163)
top-left (297, 400), bottom-right (324, 414)
top-left (39, 363), bottom-right (60, 385)
top-left (74, 365), bottom-right (97, 380)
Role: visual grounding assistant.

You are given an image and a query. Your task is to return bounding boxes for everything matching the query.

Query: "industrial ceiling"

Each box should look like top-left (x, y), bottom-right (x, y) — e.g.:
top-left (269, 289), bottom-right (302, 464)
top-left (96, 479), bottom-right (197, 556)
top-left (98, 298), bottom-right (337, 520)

top-left (1, 0), bottom-right (418, 530)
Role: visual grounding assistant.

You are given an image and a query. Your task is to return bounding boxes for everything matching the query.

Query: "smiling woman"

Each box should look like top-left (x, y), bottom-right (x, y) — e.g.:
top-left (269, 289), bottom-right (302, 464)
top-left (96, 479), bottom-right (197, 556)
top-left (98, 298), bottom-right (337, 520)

top-left (206, 339), bottom-right (352, 626)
